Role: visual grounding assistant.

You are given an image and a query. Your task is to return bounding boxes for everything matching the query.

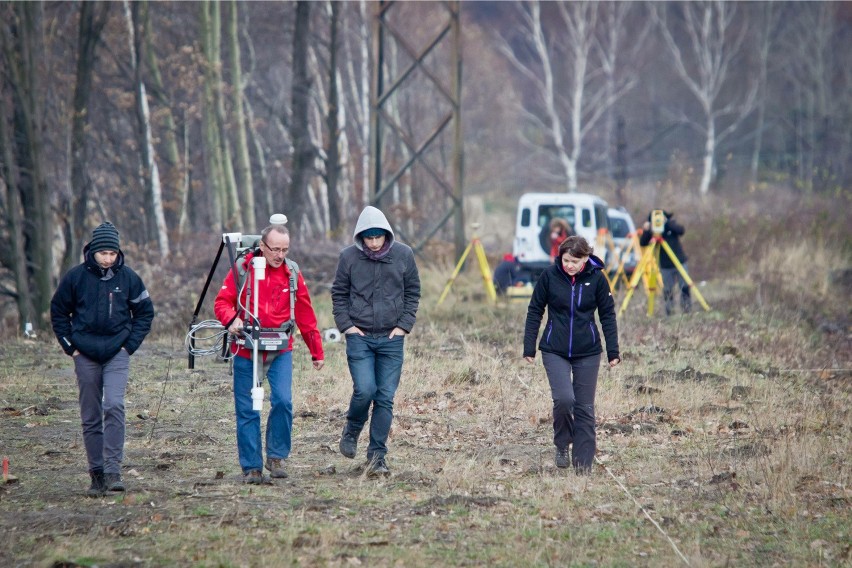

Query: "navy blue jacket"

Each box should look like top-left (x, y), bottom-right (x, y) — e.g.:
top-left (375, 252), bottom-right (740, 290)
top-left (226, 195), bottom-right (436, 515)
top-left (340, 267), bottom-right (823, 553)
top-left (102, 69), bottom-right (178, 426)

top-left (50, 246), bottom-right (154, 363)
top-left (523, 256), bottom-right (619, 362)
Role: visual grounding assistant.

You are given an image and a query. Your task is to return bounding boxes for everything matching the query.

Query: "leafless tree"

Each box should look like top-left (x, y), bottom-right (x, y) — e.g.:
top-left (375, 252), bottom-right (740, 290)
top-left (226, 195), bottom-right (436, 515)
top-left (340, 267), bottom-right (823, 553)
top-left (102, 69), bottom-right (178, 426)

top-left (499, 1), bottom-right (637, 193)
top-left (125, 0), bottom-right (169, 255)
top-left (653, 1), bottom-right (757, 195)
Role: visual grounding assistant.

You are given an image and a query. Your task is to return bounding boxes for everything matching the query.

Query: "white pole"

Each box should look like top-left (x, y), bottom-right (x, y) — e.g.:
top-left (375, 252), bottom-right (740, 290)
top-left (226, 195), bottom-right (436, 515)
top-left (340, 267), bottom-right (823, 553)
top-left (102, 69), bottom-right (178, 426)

top-left (250, 256), bottom-right (267, 412)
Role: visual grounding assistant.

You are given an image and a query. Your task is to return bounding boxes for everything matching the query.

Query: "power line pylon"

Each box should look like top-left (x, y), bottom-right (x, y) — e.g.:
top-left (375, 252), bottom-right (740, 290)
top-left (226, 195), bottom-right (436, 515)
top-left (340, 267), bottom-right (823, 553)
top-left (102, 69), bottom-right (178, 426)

top-left (369, 1), bottom-right (465, 260)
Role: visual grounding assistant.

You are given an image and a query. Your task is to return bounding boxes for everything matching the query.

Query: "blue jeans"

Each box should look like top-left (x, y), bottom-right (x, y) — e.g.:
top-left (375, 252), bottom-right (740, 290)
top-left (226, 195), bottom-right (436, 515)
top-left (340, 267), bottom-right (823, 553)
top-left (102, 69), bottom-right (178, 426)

top-left (344, 334), bottom-right (405, 460)
top-left (74, 350), bottom-right (130, 474)
top-left (233, 352), bottom-right (293, 473)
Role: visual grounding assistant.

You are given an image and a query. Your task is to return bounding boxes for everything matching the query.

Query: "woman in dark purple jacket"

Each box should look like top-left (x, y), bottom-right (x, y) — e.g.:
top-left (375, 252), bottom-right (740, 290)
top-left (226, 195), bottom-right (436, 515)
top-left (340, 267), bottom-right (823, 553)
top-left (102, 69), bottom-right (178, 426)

top-left (523, 236), bottom-right (620, 473)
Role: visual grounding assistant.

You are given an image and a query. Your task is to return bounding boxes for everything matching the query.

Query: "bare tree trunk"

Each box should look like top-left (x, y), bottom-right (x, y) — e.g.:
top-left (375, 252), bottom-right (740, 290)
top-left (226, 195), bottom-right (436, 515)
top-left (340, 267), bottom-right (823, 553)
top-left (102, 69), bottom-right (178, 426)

top-left (142, 0), bottom-right (183, 232)
top-left (200, 0), bottom-right (225, 228)
top-left (66, 1), bottom-right (109, 271)
top-left (288, 0), bottom-right (314, 234)
top-left (326, 0), bottom-right (344, 238)
top-left (125, 0), bottom-right (169, 255)
top-left (2, 3), bottom-right (53, 329)
top-left (229, 0), bottom-right (255, 229)
top-left (0, 83), bottom-right (34, 331)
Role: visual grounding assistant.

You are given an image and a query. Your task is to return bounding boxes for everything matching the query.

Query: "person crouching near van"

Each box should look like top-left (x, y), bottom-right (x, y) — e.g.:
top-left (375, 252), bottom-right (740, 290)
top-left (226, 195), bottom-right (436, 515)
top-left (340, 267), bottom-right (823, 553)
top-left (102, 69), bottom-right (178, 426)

top-left (50, 222), bottom-right (154, 497)
top-left (549, 218), bottom-right (573, 262)
top-left (523, 236), bottom-right (620, 474)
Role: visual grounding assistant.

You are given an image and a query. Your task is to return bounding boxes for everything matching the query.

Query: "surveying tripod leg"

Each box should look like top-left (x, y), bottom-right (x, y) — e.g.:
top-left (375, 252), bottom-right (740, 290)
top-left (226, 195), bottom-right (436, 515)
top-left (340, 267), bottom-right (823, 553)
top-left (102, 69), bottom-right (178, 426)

top-left (658, 240), bottom-right (710, 311)
top-left (437, 242), bottom-right (474, 306)
top-left (473, 240), bottom-right (497, 303)
top-left (618, 243), bottom-right (656, 316)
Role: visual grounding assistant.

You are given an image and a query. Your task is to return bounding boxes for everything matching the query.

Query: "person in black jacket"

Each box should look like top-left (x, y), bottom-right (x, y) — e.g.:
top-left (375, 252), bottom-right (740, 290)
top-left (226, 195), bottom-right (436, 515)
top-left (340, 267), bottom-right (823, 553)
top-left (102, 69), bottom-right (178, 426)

top-left (50, 222), bottom-right (154, 497)
top-left (639, 210), bottom-right (691, 315)
top-left (523, 236), bottom-right (620, 473)
top-left (332, 206), bottom-right (420, 477)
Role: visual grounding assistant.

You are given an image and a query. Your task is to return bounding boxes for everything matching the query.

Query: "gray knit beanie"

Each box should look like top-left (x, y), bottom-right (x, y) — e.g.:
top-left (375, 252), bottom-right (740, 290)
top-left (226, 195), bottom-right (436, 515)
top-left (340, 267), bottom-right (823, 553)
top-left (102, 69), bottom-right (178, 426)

top-left (89, 222), bottom-right (120, 253)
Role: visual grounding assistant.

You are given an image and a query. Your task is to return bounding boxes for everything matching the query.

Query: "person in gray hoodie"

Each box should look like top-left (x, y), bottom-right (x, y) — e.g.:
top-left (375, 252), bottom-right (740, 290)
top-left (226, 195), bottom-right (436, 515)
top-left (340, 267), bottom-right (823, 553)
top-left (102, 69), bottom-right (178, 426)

top-left (331, 206), bottom-right (420, 476)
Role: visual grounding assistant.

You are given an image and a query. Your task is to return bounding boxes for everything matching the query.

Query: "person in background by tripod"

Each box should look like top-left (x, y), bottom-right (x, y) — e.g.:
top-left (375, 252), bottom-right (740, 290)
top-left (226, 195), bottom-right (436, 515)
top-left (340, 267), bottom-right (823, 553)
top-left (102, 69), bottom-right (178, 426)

top-left (639, 210), bottom-right (691, 315)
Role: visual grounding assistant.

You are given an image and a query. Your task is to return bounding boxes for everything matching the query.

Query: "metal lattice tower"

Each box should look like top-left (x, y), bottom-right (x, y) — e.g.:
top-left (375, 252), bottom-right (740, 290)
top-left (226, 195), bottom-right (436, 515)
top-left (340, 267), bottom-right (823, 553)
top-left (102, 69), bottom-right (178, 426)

top-left (368, 0), bottom-right (465, 260)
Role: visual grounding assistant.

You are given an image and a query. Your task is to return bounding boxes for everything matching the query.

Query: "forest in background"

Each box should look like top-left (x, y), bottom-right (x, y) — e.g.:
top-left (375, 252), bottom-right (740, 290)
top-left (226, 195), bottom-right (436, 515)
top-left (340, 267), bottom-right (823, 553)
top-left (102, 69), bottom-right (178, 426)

top-left (1, 0), bottom-right (850, 333)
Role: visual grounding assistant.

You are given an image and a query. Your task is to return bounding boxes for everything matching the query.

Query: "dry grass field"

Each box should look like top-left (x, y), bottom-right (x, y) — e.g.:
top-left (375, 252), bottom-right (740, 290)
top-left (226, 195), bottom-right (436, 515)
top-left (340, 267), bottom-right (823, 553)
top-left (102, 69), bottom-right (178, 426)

top-left (1, 191), bottom-right (850, 567)
top-left (1, 270), bottom-right (849, 567)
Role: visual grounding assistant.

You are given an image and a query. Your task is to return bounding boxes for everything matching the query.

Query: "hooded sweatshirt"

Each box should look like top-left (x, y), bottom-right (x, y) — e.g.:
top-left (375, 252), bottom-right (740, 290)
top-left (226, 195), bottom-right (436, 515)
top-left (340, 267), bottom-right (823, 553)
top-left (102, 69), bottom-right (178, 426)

top-left (331, 206), bottom-right (421, 335)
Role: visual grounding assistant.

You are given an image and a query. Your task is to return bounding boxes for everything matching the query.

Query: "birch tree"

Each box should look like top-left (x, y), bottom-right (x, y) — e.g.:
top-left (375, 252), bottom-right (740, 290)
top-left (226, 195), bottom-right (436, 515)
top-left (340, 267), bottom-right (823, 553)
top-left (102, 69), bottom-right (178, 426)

top-left (653, 1), bottom-right (757, 195)
top-left (125, 0), bottom-right (169, 255)
top-left (499, 1), bottom-right (635, 193)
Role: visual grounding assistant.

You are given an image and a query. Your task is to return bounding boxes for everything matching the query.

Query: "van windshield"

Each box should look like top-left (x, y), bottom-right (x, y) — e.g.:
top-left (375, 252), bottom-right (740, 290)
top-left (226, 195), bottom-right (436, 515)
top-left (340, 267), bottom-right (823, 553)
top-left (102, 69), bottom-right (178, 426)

top-left (608, 217), bottom-right (630, 238)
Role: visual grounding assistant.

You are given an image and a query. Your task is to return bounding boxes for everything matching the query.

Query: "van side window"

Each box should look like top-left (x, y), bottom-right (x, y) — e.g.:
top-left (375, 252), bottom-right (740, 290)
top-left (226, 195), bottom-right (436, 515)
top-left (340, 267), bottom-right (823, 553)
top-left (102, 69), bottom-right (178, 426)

top-left (521, 208), bottom-right (531, 227)
top-left (581, 209), bottom-right (592, 228)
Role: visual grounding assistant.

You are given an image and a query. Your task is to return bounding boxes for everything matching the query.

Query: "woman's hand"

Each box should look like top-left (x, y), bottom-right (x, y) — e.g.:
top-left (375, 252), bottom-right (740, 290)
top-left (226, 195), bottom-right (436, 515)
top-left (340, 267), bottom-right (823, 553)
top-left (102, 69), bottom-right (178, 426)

top-left (524, 356), bottom-right (535, 364)
top-left (608, 357), bottom-right (621, 368)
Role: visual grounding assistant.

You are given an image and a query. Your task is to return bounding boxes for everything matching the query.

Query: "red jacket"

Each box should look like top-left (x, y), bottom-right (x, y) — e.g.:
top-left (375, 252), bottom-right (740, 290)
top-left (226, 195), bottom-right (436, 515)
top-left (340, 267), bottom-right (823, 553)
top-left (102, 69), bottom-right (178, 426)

top-left (214, 252), bottom-right (324, 362)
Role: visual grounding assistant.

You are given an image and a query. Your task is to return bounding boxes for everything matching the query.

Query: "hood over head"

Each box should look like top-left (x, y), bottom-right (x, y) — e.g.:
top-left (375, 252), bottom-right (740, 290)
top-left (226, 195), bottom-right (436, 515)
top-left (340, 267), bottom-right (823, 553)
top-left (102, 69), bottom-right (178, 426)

top-left (353, 206), bottom-right (395, 251)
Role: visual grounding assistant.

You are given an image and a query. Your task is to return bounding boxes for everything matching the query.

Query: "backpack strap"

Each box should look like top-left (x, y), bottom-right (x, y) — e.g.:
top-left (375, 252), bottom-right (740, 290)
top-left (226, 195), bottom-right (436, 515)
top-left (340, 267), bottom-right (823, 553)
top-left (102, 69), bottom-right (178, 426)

top-left (284, 258), bottom-right (299, 332)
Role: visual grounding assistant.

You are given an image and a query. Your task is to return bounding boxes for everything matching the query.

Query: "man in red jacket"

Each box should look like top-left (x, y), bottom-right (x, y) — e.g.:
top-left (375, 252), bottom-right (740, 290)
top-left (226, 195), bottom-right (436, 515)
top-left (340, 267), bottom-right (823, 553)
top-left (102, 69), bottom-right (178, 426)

top-left (215, 223), bottom-right (324, 484)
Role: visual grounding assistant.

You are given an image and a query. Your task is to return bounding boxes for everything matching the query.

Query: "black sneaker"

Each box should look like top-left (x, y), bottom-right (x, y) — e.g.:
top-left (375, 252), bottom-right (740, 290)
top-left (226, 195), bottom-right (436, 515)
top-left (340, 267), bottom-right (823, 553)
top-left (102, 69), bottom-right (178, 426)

top-left (366, 457), bottom-right (390, 478)
top-left (339, 429), bottom-right (357, 459)
top-left (87, 471), bottom-right (106, 498)
top-left (104, 472), bottom-right (125, 492)
top-left (555, 447), bottom-right (569, 469)
top-left (243, 470), bottom-right (264, 485)
top-left (265, 458), bottom-right (288, 479)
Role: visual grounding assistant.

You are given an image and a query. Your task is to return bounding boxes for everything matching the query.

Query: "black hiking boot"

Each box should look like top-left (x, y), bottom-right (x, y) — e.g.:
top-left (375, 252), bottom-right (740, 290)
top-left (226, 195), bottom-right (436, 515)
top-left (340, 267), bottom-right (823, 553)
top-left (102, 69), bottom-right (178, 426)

top-left (339, 428), bottom-right (358, 459)
top-left (104, 472), bottom-right (125, 492)
top-left (366, 457), bottom-right (390, 478)
top-left (87, 471), bottom-right (106, 498)
top-left (555, 447), bottom-right (570, 469)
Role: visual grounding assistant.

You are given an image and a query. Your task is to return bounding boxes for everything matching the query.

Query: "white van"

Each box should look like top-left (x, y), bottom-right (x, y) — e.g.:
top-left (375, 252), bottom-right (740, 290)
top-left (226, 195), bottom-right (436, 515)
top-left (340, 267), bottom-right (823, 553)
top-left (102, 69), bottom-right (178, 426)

top-left (512, 192), bottom-right (610, 281)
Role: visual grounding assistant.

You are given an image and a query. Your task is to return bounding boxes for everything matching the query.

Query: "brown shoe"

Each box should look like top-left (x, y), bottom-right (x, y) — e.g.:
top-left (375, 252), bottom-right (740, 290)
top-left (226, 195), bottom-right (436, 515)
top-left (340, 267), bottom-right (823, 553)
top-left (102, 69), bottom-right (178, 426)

top-left (243, 470), bottom-right (264, 484)
top-left (265, 458), bottom-right (288, 479)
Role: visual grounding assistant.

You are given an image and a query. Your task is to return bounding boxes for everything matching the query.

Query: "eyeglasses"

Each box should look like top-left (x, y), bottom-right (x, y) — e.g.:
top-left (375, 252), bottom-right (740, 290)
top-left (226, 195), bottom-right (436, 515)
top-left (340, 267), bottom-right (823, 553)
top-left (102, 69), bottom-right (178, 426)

top-left (261, 240), bottom-right (288, 256)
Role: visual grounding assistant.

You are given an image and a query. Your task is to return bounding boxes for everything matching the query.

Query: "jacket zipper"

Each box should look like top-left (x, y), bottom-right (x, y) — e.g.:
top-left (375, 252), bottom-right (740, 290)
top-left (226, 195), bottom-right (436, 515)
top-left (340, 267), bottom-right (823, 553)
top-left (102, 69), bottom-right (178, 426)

top-left (569, 279), bottom-right (575, 357)
top-left (545, 321), bottom-right (553, 344)
top-left (109, 292), bottom-right (113, 319)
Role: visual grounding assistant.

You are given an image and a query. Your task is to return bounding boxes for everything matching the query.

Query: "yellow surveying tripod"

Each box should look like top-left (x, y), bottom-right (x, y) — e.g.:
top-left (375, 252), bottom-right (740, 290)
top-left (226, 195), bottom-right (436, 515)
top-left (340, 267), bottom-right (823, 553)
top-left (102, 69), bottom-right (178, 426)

top-left (437, 224), bottom-right (497, 305)
top-left (618, 210), bottom-right (710, 316)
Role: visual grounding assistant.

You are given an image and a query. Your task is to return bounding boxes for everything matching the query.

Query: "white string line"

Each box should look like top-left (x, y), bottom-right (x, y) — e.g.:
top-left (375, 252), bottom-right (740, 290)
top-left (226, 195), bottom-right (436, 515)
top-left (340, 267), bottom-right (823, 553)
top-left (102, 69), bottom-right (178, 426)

top-left (596, 457), bottom-right (692, 567)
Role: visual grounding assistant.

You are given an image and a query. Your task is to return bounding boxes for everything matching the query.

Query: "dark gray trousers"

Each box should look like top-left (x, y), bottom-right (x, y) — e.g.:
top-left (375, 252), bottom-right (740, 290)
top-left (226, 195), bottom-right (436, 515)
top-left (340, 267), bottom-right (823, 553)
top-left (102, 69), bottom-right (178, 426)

top-left (74, 350), bottom-right (130, 474)
top-left (541, 351), bottom-right (600, 471)
top-left (661, 263), bottom-right (691, 315)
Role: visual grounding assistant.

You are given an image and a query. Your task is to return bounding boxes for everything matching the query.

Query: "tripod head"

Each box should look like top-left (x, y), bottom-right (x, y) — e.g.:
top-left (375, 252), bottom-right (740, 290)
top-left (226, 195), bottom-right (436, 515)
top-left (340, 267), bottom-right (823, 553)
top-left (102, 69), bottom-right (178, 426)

top-left (651, 210), bottom-right (666, 236)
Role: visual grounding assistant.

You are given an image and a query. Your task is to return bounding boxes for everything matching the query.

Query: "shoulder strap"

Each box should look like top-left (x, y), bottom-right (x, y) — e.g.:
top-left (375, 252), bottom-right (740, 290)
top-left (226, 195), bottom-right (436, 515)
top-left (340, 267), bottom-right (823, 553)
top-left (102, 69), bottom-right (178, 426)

top-left (284, 258), bottom-right (299, 331)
